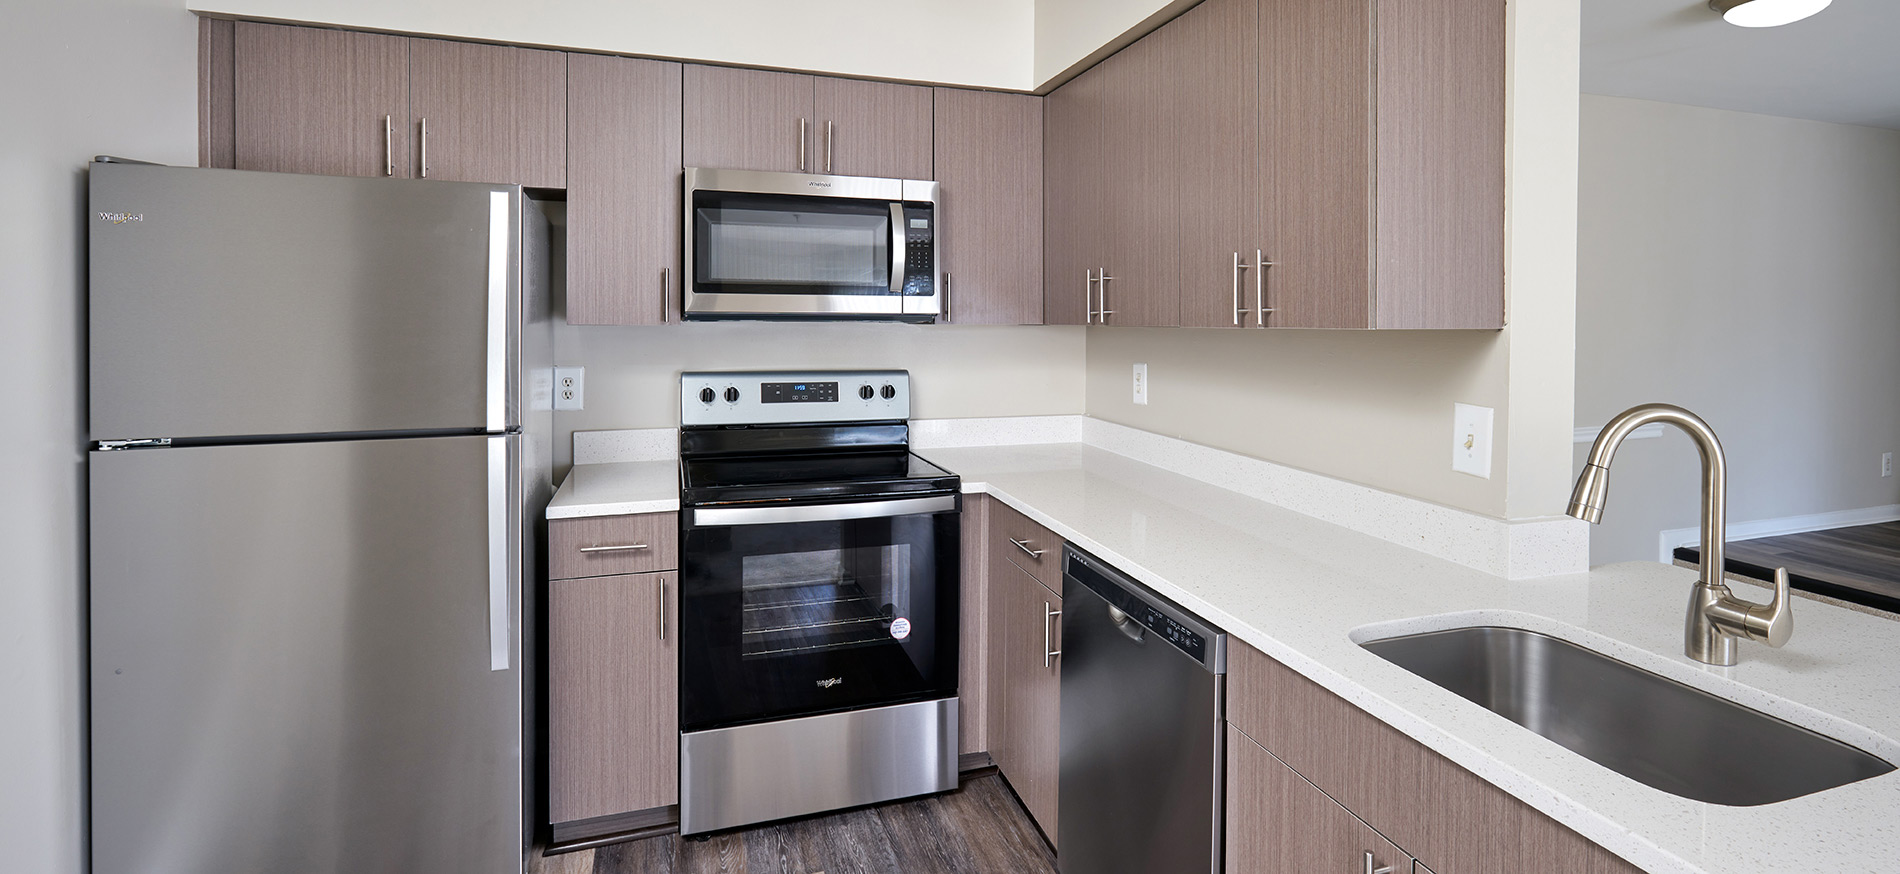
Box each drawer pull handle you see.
[579,543,649,553]
[1010,537,1045,558]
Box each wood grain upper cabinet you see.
[1041,58,1109,327]
[1162,0,1260,329]
[409,39,565,188]
[934,88,1042,325]
[548,570,678,825]
[683,65,815,173]
[1226,725,1411,874]
[233,22,411,178]
[566,54,683,326]
[814,77,933,179]
[1254,0,1504,329]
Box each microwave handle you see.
[889,202,906,296]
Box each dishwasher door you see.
[1058,550,1225,874]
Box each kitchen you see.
[9,1,1900,874]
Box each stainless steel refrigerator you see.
[86,159,552,874]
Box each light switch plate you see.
[1452,402,1493,478]
[1133,363,1148,405]
[554,366,584,411]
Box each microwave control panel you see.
[682,370,910,426]
[901,205,935,296]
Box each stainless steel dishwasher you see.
[1058,546,1227,874]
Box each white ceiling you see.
[1583,0,1900,129]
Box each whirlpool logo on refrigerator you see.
[97,212,144,224]
[815,677,844,689]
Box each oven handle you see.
[692,494,957,527]
[889,202,907,296]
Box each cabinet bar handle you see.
[1098,271,1116,321]
[1085,269,1099,323]
[658,576,667,642]
[1045,602,1062,668]
[798,118,808,171]
[943,271,951,323]
[578,543,649,553]
[1363,851,1394,874]
[419,117,428,178]
[1232,252,1252,325]
[824,120,834,173]
[1256,249,1276,327]
[383,115,393,177]
[661,266,671,324]
[1010,537,1045,558]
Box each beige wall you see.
[555,322,1086,467]
[1575,95,1900,564]
[1087,0,1581,522]
[3,2,199,872]
[1033,0,1187,86]
[193,0,1037,89]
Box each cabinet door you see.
[566,55,683,326]
[934,88,1042,325]
[1162,0,1259,328]
[814,77,934,179]
[1226,725,1409,874]
[1041,62,1108,327]
[998,558,1062,845]
[1092,35,1177,327]
[1257,0,1374,328]
[233,23,410,179]
[683,65,815,173]
[549,571,678,824]
[409,39,565,188]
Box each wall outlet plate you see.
[1452,402,1494,478]
[1132,363,1148,405]
[554,366,584,411]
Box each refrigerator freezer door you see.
[89,435,524,874]
[88,162,522,441]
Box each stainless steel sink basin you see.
[1361,626,1894,805]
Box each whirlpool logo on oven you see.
[816,677,844,689]
[97,211,144,224]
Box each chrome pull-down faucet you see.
[1569,403,1792,666]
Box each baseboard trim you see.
[545,804,679,854]
[1657,503,1900,562]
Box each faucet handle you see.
[1740,567,1794,648]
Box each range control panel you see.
[682,370,910,426]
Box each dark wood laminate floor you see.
[534,774,1055,874]
[1676,521,1900,614]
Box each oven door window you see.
[692,191,894,297]
[680,508,958,732]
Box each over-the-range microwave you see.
[682,167,940,321]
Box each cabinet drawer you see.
[549,513,678,579]
[991,499,1062,592]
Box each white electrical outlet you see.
[1452,403,1494,478]
[553,366,584,411]
[1132,363,1148,405]
[1884,452,1893,478]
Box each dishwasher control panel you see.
[1064,546,1223,670]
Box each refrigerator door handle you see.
[485,191,510,434]
[486,437,512,671]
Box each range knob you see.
[881,384,897,400]
[698,387,716,404]
[723,386,741,403]
[858,384,876,400]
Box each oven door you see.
[679,494,960,732]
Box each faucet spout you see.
[1570,403,1792,666]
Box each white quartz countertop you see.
[547,442,1900,873]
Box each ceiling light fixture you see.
[1709,0,1833,27]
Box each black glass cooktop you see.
[681,449,959,507]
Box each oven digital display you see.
[761,381,839,403]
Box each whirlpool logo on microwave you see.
[97,211,144,224]
[806,180,833,189]
[816,677,844,689]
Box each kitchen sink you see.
[1361,626,1894,805]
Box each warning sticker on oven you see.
[890,617,912,640]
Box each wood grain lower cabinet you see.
[958,496,992,755]
[548,513,679,580]
[565,54,682,326]
[1226,641,1645,874]
[548,570,678,825]
[934,88,1042,325]
[989,547,1062,846]
[409,38,565,188]
[233,22,411,179]
[1226,725,1409,874]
